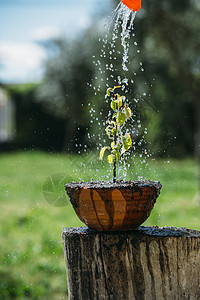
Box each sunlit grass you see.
[0,151,199,299]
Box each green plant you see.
[100,86,132,182]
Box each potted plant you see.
[65,86,162,231]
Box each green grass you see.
[0,151,199,300]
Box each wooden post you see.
[62,227,200,300]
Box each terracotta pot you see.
[65,181,162,232]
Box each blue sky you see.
[0,0,112,83]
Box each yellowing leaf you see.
[111,120,117,126]
[105,126,110,137]
[123,133,132,151]
[100,147,109,160]
[111,141,115,149]
[107,155,113,164]
[125,106,132,119]
[110,100,116,111]
[117,112,126,126]
[106,88,112,96]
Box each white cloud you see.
[0,41,46,83]
[30,26,61,41]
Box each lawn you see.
[0,151,199,300]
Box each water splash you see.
[92,2,139,93]
[76,2,154,182]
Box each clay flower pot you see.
[65,181,162,231]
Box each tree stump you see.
[62,226,200,300]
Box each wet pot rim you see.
[65,180,162,191]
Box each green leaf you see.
[125,106,132,119]
[117,112,126,126]
[100,147,109,160]
[118,98,122,108]
[110,100,116,111]
[122,133,132,151]
[116,144,121,150]
[106,88,112,96]
[107,155,113,164]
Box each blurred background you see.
[0,0,200,299]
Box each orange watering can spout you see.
[121,0,141,11]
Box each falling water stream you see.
[92,2,138,91]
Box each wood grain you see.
[62,226,200,300]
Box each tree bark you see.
[62,226,200,300]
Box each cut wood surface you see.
[62,226,200,300]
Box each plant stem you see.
[113,124,118,183]
[113,160,116,183]
[113,89,118,183]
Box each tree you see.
[36,37,95,152]
[90,0,200,159]
[36,0,200,164]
